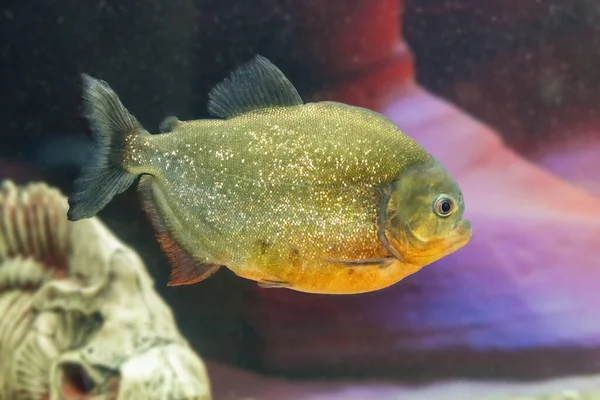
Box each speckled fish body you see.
[128,103,430,294]
[68,55,472,294]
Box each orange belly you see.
[234,258,424,294]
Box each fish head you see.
[52,343,211,400]
[383,160,472,266]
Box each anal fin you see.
[158,231,221,286]
[257,279,292,289]
[137,176,221,286]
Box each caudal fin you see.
[67,74,142,221]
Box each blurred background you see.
[1,0,600,398]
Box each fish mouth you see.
[450,219,472,245]
[439,219,472,257]
[454,218,471,232]
[386,219,472,265]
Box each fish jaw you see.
[443,218,472,256]
[384,218,472,268]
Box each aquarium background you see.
[1,0,600,398]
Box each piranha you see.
[67,55,472,295]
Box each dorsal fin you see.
[207,55,303,119]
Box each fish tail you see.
[67,74,145,221]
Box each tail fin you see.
[67,74,142,221]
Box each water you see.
[1,0,599,398]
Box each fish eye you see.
[433,195,455,217]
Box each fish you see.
[67,54,472,295]
[0,180,211,400]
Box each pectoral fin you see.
[324,257,396,268]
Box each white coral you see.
[0,180,211,400]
